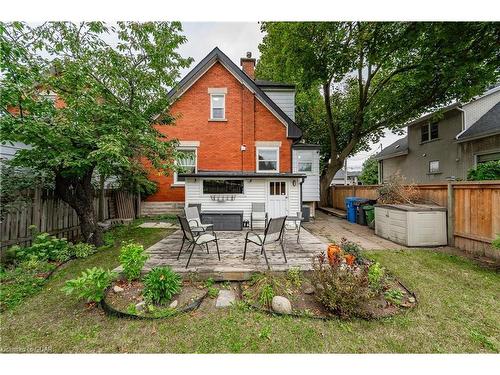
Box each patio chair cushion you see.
[195,233,216,245]
[246,233,264,245]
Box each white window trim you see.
[256,146,280,173]
[298,160,313,173]
[209,93,226,121]
[173,147,197,186]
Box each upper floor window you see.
[421,121,439,143]
[257,147,279,173]
[210,94,225,120]
[174,149,197,184]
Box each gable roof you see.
[167,47,302,139]
[374,137,409,161]
[457,102,500,142]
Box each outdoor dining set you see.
[176,204,304,269]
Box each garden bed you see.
[102,279,209,319]
[241,269,416,320]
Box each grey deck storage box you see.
[374,204,447,247]
[201,210,243,231]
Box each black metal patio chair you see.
[243,216,287,269]
[177,215,220,268]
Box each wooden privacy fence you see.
[330,181,500,259]
[0,189,138,251]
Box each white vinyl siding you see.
[463,88,500,129]
[184,178,301,228]
[292,149,320,202]
[261,90,295,121]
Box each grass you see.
[1,223,499,353]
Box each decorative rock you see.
[169,300,178,309]
[135,301,145,312]
[215,289,236,308]
[272,296,292,314]
[113,285,124,293]
[408,296,416,303]
[302,283,315,294]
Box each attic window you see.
[210,94,225,120]
[421,121,439,143]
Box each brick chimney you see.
[240,51,256,80]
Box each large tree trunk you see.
[55,169,103,247]
[320,160,344,207]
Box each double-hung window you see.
[257,147,279,173]
[421,121,439,143]
[210,94,225,120]
[174,149,197,184]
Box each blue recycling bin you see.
[345,197,366,223]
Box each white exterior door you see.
[268,180,288,218]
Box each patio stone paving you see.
[134,227,328,280]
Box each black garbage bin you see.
[354,199,370,225]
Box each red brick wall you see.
[146,62,292,202]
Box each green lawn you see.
[1,223,498,353]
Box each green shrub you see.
[73,243,97,258]
[367,262,385,292]
[340,238,364,264]
[492,235,500,250]
[61,267,116,303]
[15,233,71,262]
[119,242,148,281]
[142,267,181,305]
[259,284,275,308]
[467,161,500,181]
[311,254,370,318]
[384,288,404,306]
[286,267,302,288]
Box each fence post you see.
[447,182,455,246]
[33,188,41,232]
[136,193,141,219]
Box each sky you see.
[178,22,406,171]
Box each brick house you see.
[142,47,320,222]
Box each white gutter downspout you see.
[455,107,467,139]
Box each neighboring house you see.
[331,169,361,185]
[375,86,500,183]
[143,47,320,219]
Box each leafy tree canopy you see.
[256,22,500,203]
[0,22,192,244]
[359,157,379,185]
